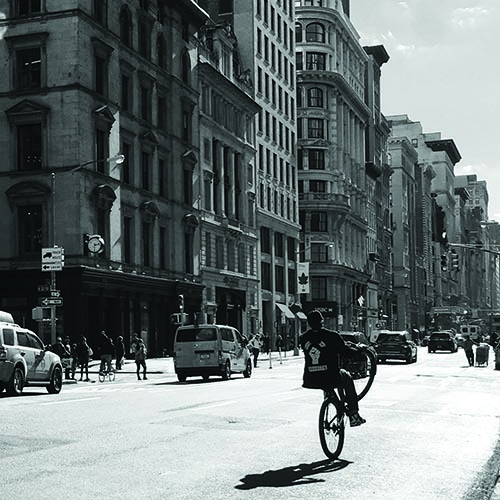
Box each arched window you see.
[295,22,302,43]
[119,6,133,48]
[307,87,323,107]
[306,23,325,43]
[181,51,191,84]
[157,34,167,69]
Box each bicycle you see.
[318,345,377,460]
[98,368,115,383]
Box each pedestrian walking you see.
[276,332,284,364]
[115,335,125,370]
[262,332,270,354]
[51,337,71,378]
[247,334,262,368]
[75,335,91,381]
[99,331,115,374]
[462,335,479,367]
[134,334,147,380]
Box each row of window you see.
[259,184,297,222]
[257,110,295,152]
[261,262,296,294]
[256,28,295,79]
[257,0,295,26]
[256,67,295,119]
[204,232,256,276]
[297,87,325,108]
[258,145,296,185]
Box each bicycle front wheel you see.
[347,348,377,401]
[318,397,345,460]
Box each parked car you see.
[0,311,63,396]
[173,324,252,382]
[373,331,418,364]
[427,331,458,353]
[339,331,376,378]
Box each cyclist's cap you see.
[307,310,324,328]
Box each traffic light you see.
[177,294,184,312]
[440,254,448,272]
[451,249,460,271]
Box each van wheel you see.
[202,375,210,381]
[222,361,231,380]
[7,366,24,396]
[243,359,252,378]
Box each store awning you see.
[276,303,295,319]
[296,311,307,320]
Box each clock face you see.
[88,236,103,253]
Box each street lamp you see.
[46,154,125,343]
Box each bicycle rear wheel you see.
[109,371,115,382]
[318,396,345,460]
[98,372,105,383]
[345,348,377,401]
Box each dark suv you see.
[427,332,458,353]
[374,331,418,364]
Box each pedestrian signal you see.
[441,254,448,272]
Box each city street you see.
[2,348,500,500]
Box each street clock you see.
[87,235,105,254]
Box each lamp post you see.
[46,154,125,343]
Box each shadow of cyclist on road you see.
[235,459,351,490]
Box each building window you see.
[306,52,325,70]
[123,216,132,263]
[121,140,132,184]
[17,0,42,15]
[260,226,270,254]
[92,0,107,25]
[140,84,151,122]
[141,151,150,190]
[309,149,325,169]
[18,123,42,170]
[306,23,325,43]
[181,51,191,84]
[138,19,151,59]
[311,242,328,263]
[296,52,303,71]
[157,35,167,70]
[159,158,166,197]
[95,128,109,173]
[274,231,284,257]
[18,204,42,255]
[295,22,302,43]
[119,6,133,48]
[238,244,246,274]
[261,262,271,291]
[307,87,323,107]
[183,168,193,205]
[157,94,167,131]
[275,265,284,292]
[160,226,167,270]
[16,47,41,90]
[310,180,326,193]
[288,268,296,294]
[184,232,193,274]
[311,276,327,300]
[311,212,327,232]
[120,73,132,112]
[93,39,113,98]
[308,118,324,138]
[142,221,151,267]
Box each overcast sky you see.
[350,0,500,222]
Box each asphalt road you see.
[1,348,500,500]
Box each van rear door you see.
[174,326,219,369]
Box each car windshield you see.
[176,328,217,342]
[378,334,405,343]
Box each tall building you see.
[0,1,209,354]
[202,0,301,349]
[296,0,384,335]
[197,20,261,337]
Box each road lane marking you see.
[41,397,101,405]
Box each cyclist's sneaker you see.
[349,413,366,427]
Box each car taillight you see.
[0,347,7,359]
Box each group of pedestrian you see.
[49,331,147,382]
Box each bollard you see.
[495,348,500,370]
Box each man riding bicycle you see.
[300,310,366,427]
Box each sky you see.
[350,0,500,222]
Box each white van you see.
[173,324,252,382]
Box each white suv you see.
[0,311,63,396]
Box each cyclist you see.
[300,310,366,427]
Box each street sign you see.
[50,290,61,297]
[41,247,64,272]
[41,298,63,306]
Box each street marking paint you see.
[41,397,101,405]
